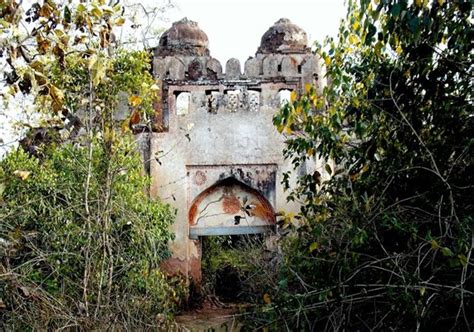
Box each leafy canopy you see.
[272,0,473,330]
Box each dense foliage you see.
[0,139,183,329]
[1,1,185,329]
[271,0,473,330]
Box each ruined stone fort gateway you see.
[140,18,327,283]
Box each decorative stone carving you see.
[225,58,241,79]
[176,92,190,115]
[226,90,240,112]
[248,90,260,112]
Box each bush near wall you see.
[0,137,186,330]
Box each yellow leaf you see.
[91,7,102,18]
[307,148,315,156]
[374,41,383,57]
[324,56,331,67]
[415,0,427,7]
[396,44,403,55]
[121,119,130,133]
[430,239,440,249]
[263,293,271,304]
[128,95,142,107]
[304,83,312,93]
[420,287,426,296]
[437,0,444,5]
[88,54,97,70]
[92,59,106,86]
[77,3,86,12]
[290,90,297,102]
[150,83,160,91]
[309,242,319,253]
[115,17,125,26]
[102,5,114,14]
[285,126,293,135]
[49,84,64,112]
[352,21,360,31]
[0,19,10,29]
[13,170,31,180]
[349,34,360,45]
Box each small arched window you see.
[176,92,190,115]
[278,89,292,106]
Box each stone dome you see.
[156,18,210,56]
[257,18,309,54]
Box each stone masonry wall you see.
[146,18,328,283]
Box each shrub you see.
[0,136,185,330]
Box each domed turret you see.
[156,18,210,56]
[257,18,309,54]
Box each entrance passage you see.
[202,234,264,302]
[188,177,276,239]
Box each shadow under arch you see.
[188,177,276,239]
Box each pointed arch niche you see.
[188,177,276,239]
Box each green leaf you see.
[408,16,419,32]
[76,3,86,12]
[458,254,467,267]
[325,164,332,175]
[64,6,72,23]
[391,4,401,17]
[278,278,288,290]
[441,247,453,257]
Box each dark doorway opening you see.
[200,234,265,305]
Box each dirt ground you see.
[174,301,249,332]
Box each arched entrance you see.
[187,177,276,303]
[188,177,276,239]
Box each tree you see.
[272,0,473,330]
[0,1,184,329]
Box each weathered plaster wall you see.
[146,18,327,283]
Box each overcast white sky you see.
[167,0,346,65]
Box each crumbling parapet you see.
[152,18,321,81]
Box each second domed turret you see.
[257,18,309,54]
